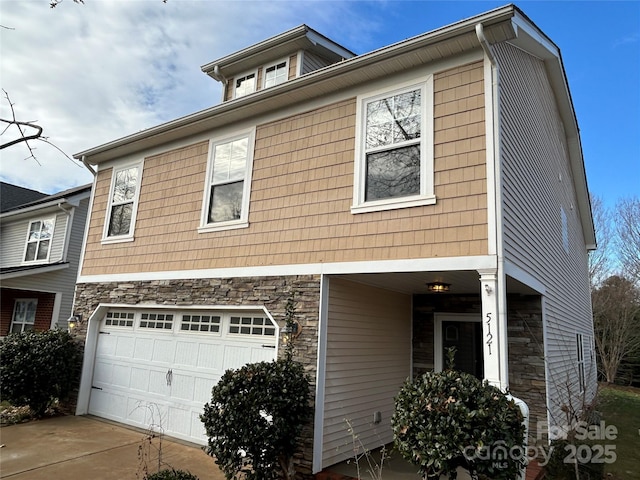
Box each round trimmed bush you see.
[201,357,312,480]
[0,329,82,416]
[392,368,526,480]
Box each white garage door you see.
[88,308,278,445]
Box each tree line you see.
[589,196,640,385]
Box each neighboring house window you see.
[24,218,55,262]
[104,163,142,242]
[200,130,255,232]
[263,60,288,88]
[576,333,585,392]
[11,299,37,333]
[352,79,435,213]
[234,72,256,98]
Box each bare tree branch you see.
[0,89,79,167]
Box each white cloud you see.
[0,0,372,194]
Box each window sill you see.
[198,220,249,234]
[101,235,135,245]
[351,194,436,214]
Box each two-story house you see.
[71,5,597,476]
[1,182,91,335]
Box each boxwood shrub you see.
[392,367,526,480]
[0,329,82,416]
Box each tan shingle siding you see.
[80,62,488,276]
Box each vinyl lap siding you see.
[1,212,68,267]
[301,51,332,74]
[322,278,411,468]
[495,43,596,422]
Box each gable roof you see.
[0,183,92,217]
[201,24,356,80]
[0,182,48,213]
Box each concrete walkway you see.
[0,415,225,479]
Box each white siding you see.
[322,277,411,469]
[495,43,596,425]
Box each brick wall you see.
[74,275,321,476]
[0,288,55,335]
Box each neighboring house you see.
[0,183,92,335]
[71,5,597,476]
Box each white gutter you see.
[81,155,96,176]
[57,202,73,263]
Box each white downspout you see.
[477,23,528,480]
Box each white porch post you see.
[478,269,508,390]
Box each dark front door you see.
[442,320,483,379]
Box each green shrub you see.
[201,357,312,480]
[144,469,199,480]
[0,329,82,416]
[392,367,526,480]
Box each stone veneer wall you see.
[73,275,321,477]
[507,294,548,446]
[413,293,547,445]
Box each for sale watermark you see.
[462,420,619,469]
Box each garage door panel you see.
[152,339,175,363]
[134,337,154,361]
[171,372,195,401]
[175,340,199,367]
[130,367,151,392]
[112,364,131,388]
[115,336,135,358]
[197,343,224,371]
[89,309,278,446]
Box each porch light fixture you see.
[282,319,302,344]
[426,282,451,293]
[67,313,82,331]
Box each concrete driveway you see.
[0,415,225,479]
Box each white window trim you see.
[352,76,435,214]
[262,57,289,89]
[11,298,38,333]
[199,128,255,233]
[233,69,258,99]
[576,332,586,393]
[22,217,56,264]
[102,160,143,244]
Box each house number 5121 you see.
[485,312,493,355]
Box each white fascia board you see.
[77,255,497,284]
[1,263,69,281]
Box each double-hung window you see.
[200,130,255,232]
[104,162,142,242]
[263,59,288,88]
[24,218,55,262]
[234,71,257,98]
[352,78,434,213]
[11,299,37,333]
[576,333,586,392]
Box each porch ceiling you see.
[338,271,539,296]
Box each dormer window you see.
[234,71,257,98]
[264,59,288,88]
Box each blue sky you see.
[0,1,638,209]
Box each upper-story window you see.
[200,129,255,232]
[234,71,257,98]
[104,162,142,242]
[352,78,435,214]
[24,218,55,262]
[263,59,288,88]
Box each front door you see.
[442,320,484,378]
